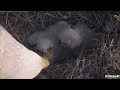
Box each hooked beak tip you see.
[42,57,50,68]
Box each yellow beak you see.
[42,57,50,69]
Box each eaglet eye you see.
[47,47,52,51]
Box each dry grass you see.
[0,11,120,79]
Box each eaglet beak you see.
[41,57,50,69]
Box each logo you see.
[105,75,120,79]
